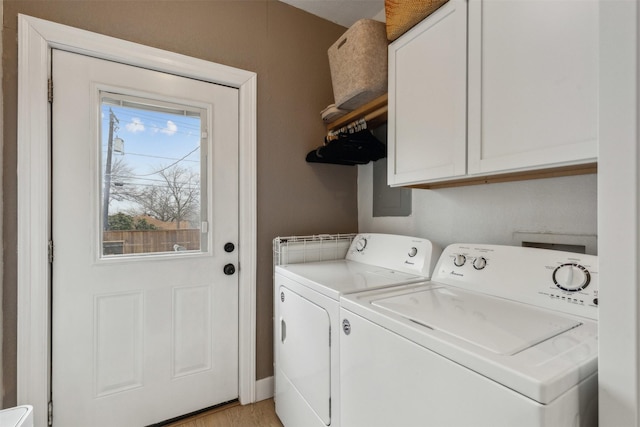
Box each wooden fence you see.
[103,229,200,255]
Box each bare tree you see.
[135,164,200,229]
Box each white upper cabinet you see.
[387,0,467,186]
[388,0,599,187]
[467,0,598,175]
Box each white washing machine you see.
[274,233,441,427]
[340,244,599,427]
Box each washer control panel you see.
[433,244,598,320]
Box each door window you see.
[100,93,207,257]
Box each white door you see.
[51,49,239,426]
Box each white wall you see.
[358,165,597,252]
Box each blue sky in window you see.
[101,104,201,174]
[101,103,202,215]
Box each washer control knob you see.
[408,247,418,257]
[355,237,368,252]
[553,263,591,292]
[473,257,487,270]
[453,254,466,267]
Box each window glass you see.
[100,93,206,257]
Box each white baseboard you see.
[255,376,274,401]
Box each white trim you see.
[0,0,5,408]
[598,1,640,424]
[255,376,274,402]
[17,14,257,426]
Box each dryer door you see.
[278,286,331,424]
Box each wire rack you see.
[273,233,358,266]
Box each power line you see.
[111,183,200,191]
[103,150,200,163]
[108,173,198,184]
[134,146,201,177]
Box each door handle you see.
[223,263,236,275]
[281,318,286,343]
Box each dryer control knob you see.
[453,254,466,267]
[355,237,368,252]
[473,257,487,270]
[553,263,591,292]
[408,247,418,257]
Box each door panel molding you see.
[17,14,257,426]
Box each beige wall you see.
[2,0,356,406]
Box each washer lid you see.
[276,260,424,300]
[372,286,581,355]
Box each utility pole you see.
[103,109,119,230]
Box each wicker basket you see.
[328,19,388,110]
[385,0,449,41]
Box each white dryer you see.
[274,233,441,427]
[0,406,33,427]
[340,244,599,427]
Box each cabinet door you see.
[387,0,467,186]
[468,0,598,175]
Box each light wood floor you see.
[166,399,283,427]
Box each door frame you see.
[17,14,257,426]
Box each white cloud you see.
[161,120,178,136]
[126,118,145,133]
